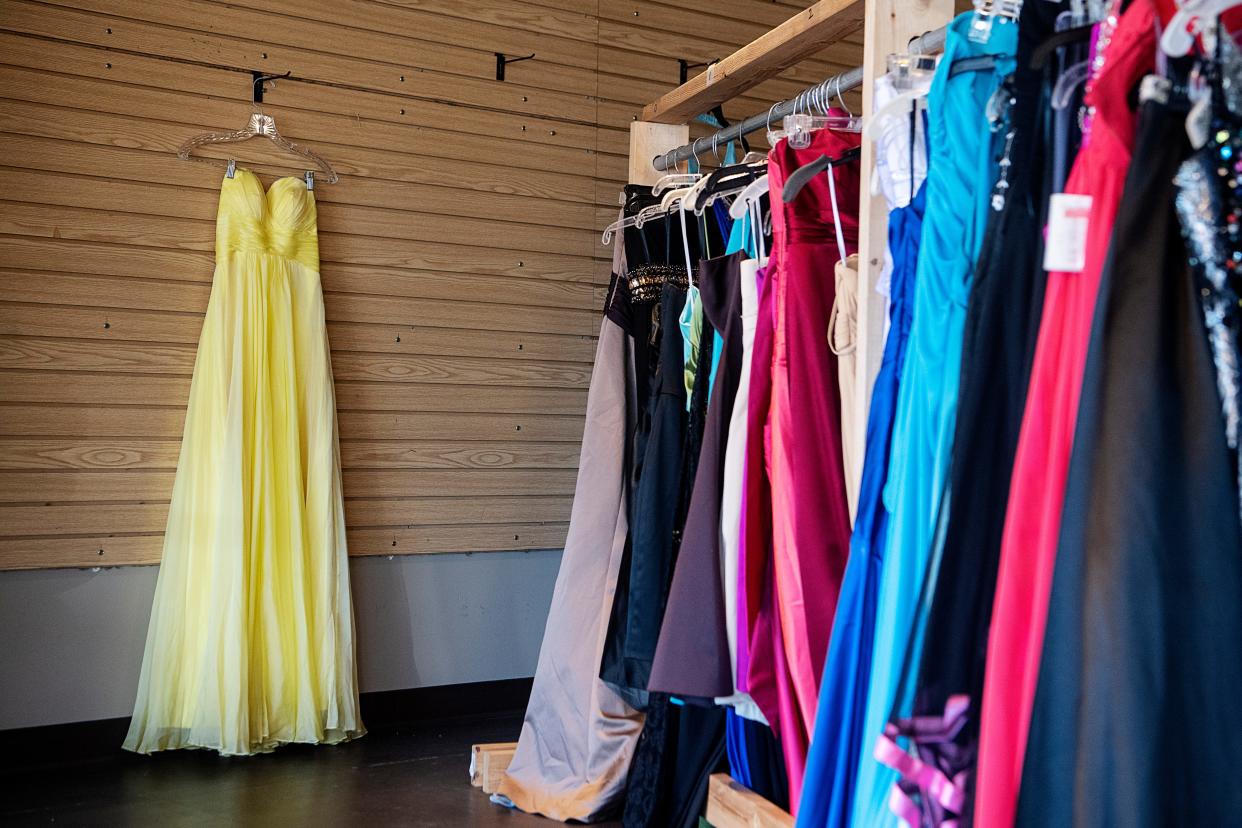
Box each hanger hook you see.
[836,76,852,117]
[766,101,781,133]
[711,130,721,162]
[691,136,704,166]
[251,69,291,107]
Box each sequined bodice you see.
[1174,33,1242,520]
[215,168,319,270]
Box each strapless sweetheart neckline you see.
[224,166,311,196]
[215,165,318,268]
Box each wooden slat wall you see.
[0,0,862,570]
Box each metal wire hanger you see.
[176,71,339,189]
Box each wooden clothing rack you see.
[472,1,957,823]
[630,0,955,528]
[626,0,956,823]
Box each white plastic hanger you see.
[660,187,694,212]
[729,174,769,219]
[863,94,929,142]
[1163,0,1241,56]
[652,173,701,195]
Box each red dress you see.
[974,5,1155,826]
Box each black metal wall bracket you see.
[251,69,291,103]
[678,58,717,85]
[495,52,535,81]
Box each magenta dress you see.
[740,126,860,810]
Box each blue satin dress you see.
[796,176,926,828]
[847,14,1017,828]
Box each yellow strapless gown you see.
[124,169,364,755]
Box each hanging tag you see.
[1043,193,1092,272]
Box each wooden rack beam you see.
[705,774,794,828]
[640,0,865,124]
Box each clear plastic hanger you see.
[652,172,701,195]
[888,53,938,92]
[1046,3,1110,111]
[765,101,786,147]
[770,78,863,148]
[177,76,338,188]
[684,134,766,214]
[863,53,936,142]
[603,148,699,245]
[968,0,1022,44]
[695,166,765,214]
[679,134,721,210]
[750,198,767,264]
[630,140,703,228]
[1051,61,1091,109]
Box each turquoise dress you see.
[796,178,926,828]
[847,14,1017,828]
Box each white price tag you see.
[1043,193,1092,272]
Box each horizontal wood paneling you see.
[0,496,574,535]
[0,405,585,442]
[0,523,571,569]
[0,438,581,471]
[0,371,589,415]
[0,468,578,502]
[0,0,861,569]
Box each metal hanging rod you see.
[652,25,948,172]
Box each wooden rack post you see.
[629,122,691,187]
[851,0,955,479]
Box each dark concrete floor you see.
[0,713,619,827]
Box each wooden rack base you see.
[469,741,517,794]
[706,773,794,828]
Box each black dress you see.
[1016,95,1242,828]
[648,250,747,700]
[600,185,701,695]
[620,316,727,828]
[889,4,1079,822]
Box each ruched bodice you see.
[769,126,862,249]
[216,169,319,270]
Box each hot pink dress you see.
[974,5,1155,826]
[740,126,860,810]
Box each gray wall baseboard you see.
[0,550,561,730]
